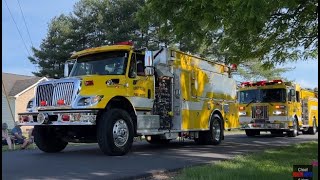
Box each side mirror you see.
[144,51,154,66]
[144,51,154,76]
[64,59,75,77]
[290,89,295,97]
[64,63,69,77]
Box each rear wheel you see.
[34,126,68,153]
[145,135,171,144]
[194,114,223,145]
[307,119,317,135]
[97,109,134,156]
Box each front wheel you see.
[34,126,68,153]
[97,109,134,156]
[287,119,299,137]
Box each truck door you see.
[127,52,154,110]
[294,90,302,125]
[288,88,302,125]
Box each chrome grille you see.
[36,82,75,106]
[36,84,54,106]
[252,106,268,120]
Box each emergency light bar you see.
[241,79,283,87]
[114,41,133,46]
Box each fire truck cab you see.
[238,80,318,137]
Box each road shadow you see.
[2,133,318,180]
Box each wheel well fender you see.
[97,96,137,135]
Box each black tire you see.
[245,129,260,137]
[307,119,317,135]
[34,126,68,153]
[194,114,223,145]
[145,135,171,144]
[97,109,134,156]
[288,118,299,137]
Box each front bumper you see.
[18,109,99,126]
[240,122,294,131]
[239,116,294,131]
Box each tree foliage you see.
[236,59,293,81]
[139,0,318,65]
[29,0,147,78]
[30,0,317,78]
[29,15,75,77]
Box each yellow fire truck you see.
[238,80,318,137]
[18,42,239,155]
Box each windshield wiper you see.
[246,99,256,107]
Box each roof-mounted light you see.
[271,79,283,84]
[241,82,252,87]
[114,41,133,46]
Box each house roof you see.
[9,77,44,96]
[2,72,46,97]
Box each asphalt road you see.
[2,132,318,180]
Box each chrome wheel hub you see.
[212,120,221,141]
[113,119,129,147]
[293,120,298,135]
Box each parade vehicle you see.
[18,42,239,155]
[238,80,318,137]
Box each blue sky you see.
[2,0,78,74]
[2,0,318,89]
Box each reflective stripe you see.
[182,101,203,110]
[128,97,154,109]
[311,106,318,110]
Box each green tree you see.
[29,0,147,78]
[235,59,293,81]
[140,0,318,65]
[29,15,75,78]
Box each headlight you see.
[239,111,247,116]
[273,110,286,115]
[77,95,104,106]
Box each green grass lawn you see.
[175,141,318,180]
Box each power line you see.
[17,0,34,47]
[3,0,31,57]
[4,0,38,73]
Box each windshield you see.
[238,88,286,103]
[70,51,128,76]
